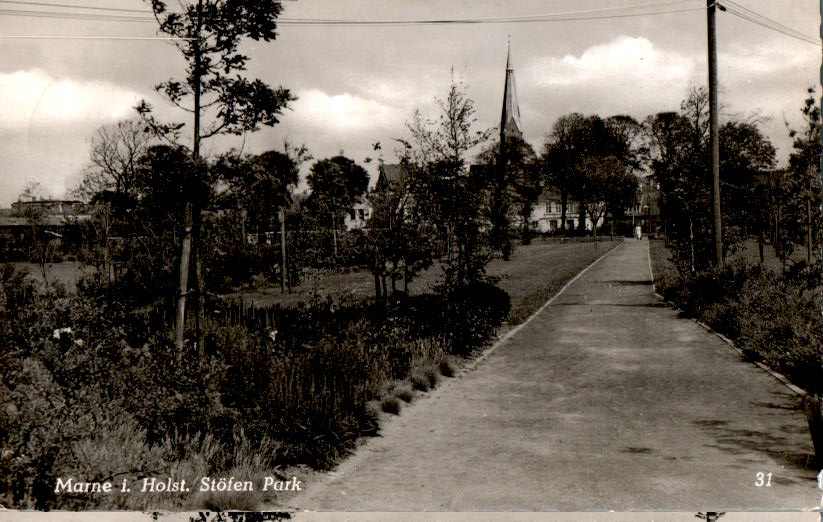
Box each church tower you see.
[500,42,523,143]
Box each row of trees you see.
[647,87,820,273]
[68,81,798,323]
[56,0,813,344]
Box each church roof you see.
[501,45,523,140]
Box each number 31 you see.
[755,472,772,487]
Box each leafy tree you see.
[541,113,587,236]
[605,115,645,171]
[476,136,538,254]
[719,120,776,255]
[543,113,641,236]
[645,87,776,272]
[360,161,435,309]
[141,0,295,349]
[575,156,636,242]
[783,88,822,265]
[306,156,370,263]
[205,146,305,290]
[644,89,713,272]
[400,79,493,292]
[508,138,540,245]
[127,145,209,306]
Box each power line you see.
[0,0,150,14]
[0,0,706,26]
[0,34,190,40]
[720,1,819,45]
[0,0,815,46]
[0,7,151,23]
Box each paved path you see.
[290,239,819,511]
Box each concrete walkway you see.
[290,239,820,511]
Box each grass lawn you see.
[648,239,678,291]
[10,261,88,291]
[650,237,815,283]
[231,237,622,324]
[727,238,816,271]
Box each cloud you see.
[0,68,141,130]
[0,69,147,205]
[525,36,696,91]
[290,89,405,133]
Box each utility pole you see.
[707,0,723,267]
[818,0,822,357]
[279,207,287,293]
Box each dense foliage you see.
[0,262,510,510]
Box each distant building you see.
[344,197,372,231]
[522,190,603,234]
[375,163,409,193]
[0,199,92,260]
[629,175,660,235]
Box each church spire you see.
[500,39,522,142]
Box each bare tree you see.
[76,119,152,201]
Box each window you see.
[545,202,551,213]
[358,209,365,220]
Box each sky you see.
[0,0,820,207]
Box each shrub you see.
[1,259,513,509]
[394,384,414,403]
[446,281,511,355]
[380,397,401,415]
[649,242,823,397]
[438,357,455,378]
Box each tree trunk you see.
[689,217,696,274]
[560,192,568,236]
[174,201,193,353]
[807,194,812,265]
[373,270,382,310]
[758,230,765,264]
[175,0,203,352]
[280,207,287,294]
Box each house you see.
[343,197,372,230]
[375,163,409,193]
[524,190,603,234]
[343,163,411,231]
[628,174,660,235]
[0,199,92,260]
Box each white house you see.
[526,189,603,234]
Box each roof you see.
[0,205,92,227]
[500,45,523,140]
[536,188,563,202]
[376,163,409,191]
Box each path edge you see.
[646,240,811,400]
[459,239,624,376]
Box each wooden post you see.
[707,0,723,267]
[280,207,287,293]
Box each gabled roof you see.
[376,163,410,192]
[535,188,563,203]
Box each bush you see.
[446,281,511,355]
[1,260,514,509]
[649,243,823,397]
[380,397,401,415]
